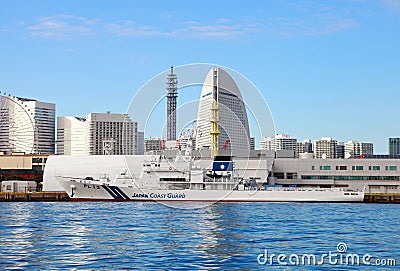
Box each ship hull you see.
[57,178,364,203]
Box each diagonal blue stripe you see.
[102,185,118,199]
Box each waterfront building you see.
[57,116,86,155]
[145,137,163,152]
[271,157,400,193]
[260,134,297,154]
[313,137,338,159]
[137,131,145,155]
[196,68,250,153]
[296,139,313,158]
[273,134,297,152]
[0,96,55,154]
[337,142,345,159]
[345,141,374,158]
[389,138,400,156]
[86,112,137,155]
[22,98,56,154]
[0,152,48,180]
[259,137,273,150]
[250,137,255,150]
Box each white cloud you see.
[105,20,171,37]
[176,21,260,38]
[105,20,259,39]
[29,15,99,40]
[26,13,356,41]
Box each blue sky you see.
[1,0,399,153]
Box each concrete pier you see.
[0,192,71,202]
[364,193,400,203]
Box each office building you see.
[57,116,86,155]
[313,137,338,159]
[250,137,255,150]
[86,112,137,155]
[260,134,297,151]
[137,131,145,155]
[196,68,250,153]
[0,95,55,154]
[259,137,272,150]
[145,137,163,152]
[337,142,345,159]
[345,141,374,158]
[296,139,313,158]
[389,138,400,156]
[57,113,138,155]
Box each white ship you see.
[56,151,365,202]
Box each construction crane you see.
[210,68,220,158]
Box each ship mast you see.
[210,68,220,158]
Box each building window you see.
[32,158,42,163]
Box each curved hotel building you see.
[195,68,250,153]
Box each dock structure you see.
[0,191,70,202]
[364,193,400,203]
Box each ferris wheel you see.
[0,92,36,154]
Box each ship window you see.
[311,166,315,170]
[160,178,186,182]
[273,172,284,179]
[389,166,397,171]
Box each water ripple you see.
[0,202,399,270]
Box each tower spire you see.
[166,66,178,140]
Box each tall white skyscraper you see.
[57,116,86,155]
[195,68,250,153]
[0,95,55,154]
